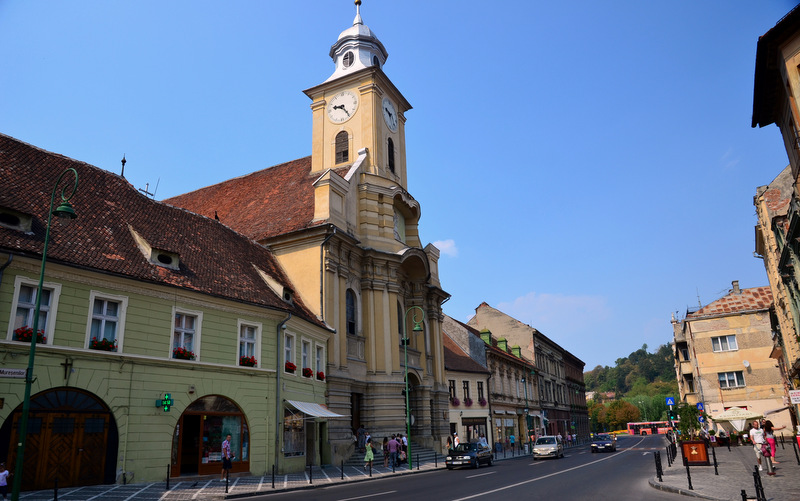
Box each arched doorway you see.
[1,388,118,490]
[170,395,249,477]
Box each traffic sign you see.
[665,397,675,406]
[696,402,704,411]
[698,416,705,423]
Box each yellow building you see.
[442,330,491,449]
[165,3,450,463]
[752,4,800,433]
[671,282,791,430]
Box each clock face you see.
[382,97,397,132]
[327,90,358,124]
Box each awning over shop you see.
[286,400,348,419]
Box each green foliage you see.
[673,402,708,440]
[584,343,677,397]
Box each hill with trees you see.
[584,343,678,432]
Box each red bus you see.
[627,421,671,435]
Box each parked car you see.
[591,433,617,453]
[446,442,493,469]
[532,435,564,459]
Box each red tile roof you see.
[443,333,490,374]
[687,286,773,319]
[163,157,347,242]
[0,133,322,326]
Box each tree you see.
[606,400,640,431]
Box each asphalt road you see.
[245,435,681,501]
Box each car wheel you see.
[591,449,596,453]
[487,456,493,466]
[473,458,479,469]
[447,466,453,470]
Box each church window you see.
[394,210,406,242]
[335,131,349,164]
[343,51,354,68]
[346,289,357,335]
[387,137,395,173]
[397,300,404,341]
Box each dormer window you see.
[128,226,180,271]
[343,51,354,68]
[0,207,33,233]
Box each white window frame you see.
[85,291,128,352]
[170,307,202,360]
[237,320,261,367]
[301,339,311,370]
[711,335,738,352]
[718,371,745,389]
[284,331,296,374]
[315,343,325,374]
[7,275,61,345]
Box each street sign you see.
[696,402,704,411]
[665,397,675,406]
[698,416,705,423]
[0,368,26,379]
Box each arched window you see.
[335,131,349,164]
[387,137,395,173]
[397,300,404,341]
[346,289,357,335]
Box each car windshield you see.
[535,437,556,445]
[596,435,612,441]
[454,443,476,452]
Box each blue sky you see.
[2,1,798,370]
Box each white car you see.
[532,436,564,459]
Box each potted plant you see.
[464,397,473,407]
[89,337,117,352]
[302,367,313,378]
[14,326,46,344]
[451,397,460,407]
[239,355,257,367]
[316,371,325,381]
[172,347,196,360]
[284,361,297,373]
[478,397,487,407]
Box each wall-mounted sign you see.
[0,368,26,379]
[789,389,800,404]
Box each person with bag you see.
[762,419,786,464]
[747,420,774,476]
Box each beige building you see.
[442,331,491,447]
[671,282,791,430]
[165,4,449,463]
[467,302,588,439]
[752,5,800,432]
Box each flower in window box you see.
[451,397,460,407]
[90,337,118,352]
[172,347,196,360]
[13,326,46,344]
[478,397,487,407]
[316,371,325,381]
[463,398,473,407]
[284,361,297,373]
[302,367,313,378]
[239,355,257,367]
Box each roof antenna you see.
[121,154,127,178]
[696,287,702,308]
[138,178,159,198]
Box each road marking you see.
[338,490,398,501]
[466,472,495,479]
[452,437,647,501]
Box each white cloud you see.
[433,239,458,257]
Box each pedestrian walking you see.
[388,434,400,467]
[446,435,452,452]
[509,434,516,451]
[762,419,786,464]
[220,434,233,481]
[357,424,366,453]
[747,420,774,475]
[364,437,374,470]
[383,436,390,468]
[454,432,460,447]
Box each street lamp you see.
[12,168,78,501]
[521,375,529,452]
[402,305,424,471]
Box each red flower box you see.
[285,361,297,373]
[173,347,196,360]
[302,367,313,378]
[90,337,117,352]
[239,355,257,367]
[316,371,325,381]
[14,326,46,344]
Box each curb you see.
[648,476,725,501]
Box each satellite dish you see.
[743,360,750,368]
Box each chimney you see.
[732,280,741,294]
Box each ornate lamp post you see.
[12,168,78,501]
[402,305,424,471]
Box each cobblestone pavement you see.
[650,438,800,501]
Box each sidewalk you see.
[649,438,800,500]
[17,445,542,501]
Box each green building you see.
[0,133,340,491]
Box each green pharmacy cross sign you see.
[156,393,173,412]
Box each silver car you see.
[532,435,564,459]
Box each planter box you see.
[680,440,710,466]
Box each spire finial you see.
[353,0,363,25]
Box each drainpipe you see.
[275,312,292,472]
[319,226,336,321]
